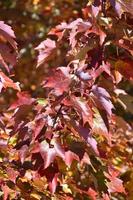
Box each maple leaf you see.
[84,5,100,19]
[0,44,17,72]
[102,193,110,200]
[0,21,17,71]
[70,120,99,156]
[93,108,111,144]
[49,18,91,48]
[71,96,93,126]
[32,115,46,140]
[0,3,131,199]
[104,166,126,194]
[0,71,20,92]
[89,26,106,45]
[38,162,59,194]
[80,152,92,166]
[1,185,10,200]
[0,21,17,48]
[65,150,79,167]
[43,164,59,194]
[39,141,56,169]
[92,62,113,80]
[87,188,98,200]
[35,38,56,67]
[48,172,58,194]
[6,167,19,183]
[18,144,29,164]
[76,70,92,81]
[39,138,65,169]
[9,91,35,110]
[68,18,91,48]
[78,125,99,156]
[42,67,71,96]
[91,85,114,116]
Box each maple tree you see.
[0,0,133,199]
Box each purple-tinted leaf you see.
[110,0,133,17]
[89,27,106,45]
[78,126,99,156]
[76,70,92,81]
[0,54,9,72]
[50,18,91,48]
[70,120,99,156]
[91,85,114,116]
[68,19,91,48]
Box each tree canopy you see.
[0,0,133,199]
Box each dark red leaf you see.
[42,164,59,194]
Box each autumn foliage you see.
[0,0,133,199]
